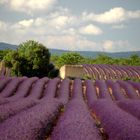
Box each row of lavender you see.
[0,76,140,140]
[0,76,66,140]
[83,64,140,80]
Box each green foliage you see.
[50,55,60,68]
[51,53,140,69]
[47,63,59,78]
[48,68,59,78]
[4,40,58,78]
[93,54,114,64]
[0,49,11,61]
[50,55,59,62]
[83,54,140,66]
[128,54,140,66]
[122,77,140,82]
[56,52,84,68]
[3,50,18,67]
[82,74,93,80]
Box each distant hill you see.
[0,42,17,50]
[0,42,140,58]
[49,49,140,58]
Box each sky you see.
[0,0,140,52]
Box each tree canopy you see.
[4,40,59,78]
[56,52,84,68]
[51,53,140,68]
[0,49,11,61]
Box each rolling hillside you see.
[0,42,140,58]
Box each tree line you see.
[51,52,140,68]
[0,40,140,78]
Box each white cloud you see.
[9,12,76,36]
[46,35,100,51]
[103,40,114,51]
[34,18,47,26]
[0,6,139,52]
[79,24,103,35]
[62,28,77,35]
[0,0,7,4]
[127,10,140,18]
[102,40,134,52]
[0,20,138,52]
[0,0,56,14]
[95,7,125,24]
[76,38,98,51]
[47,35,76,50]
[82,7,140,24]
[48,16,69,29]
[18,19,34,28]
[47,9,77,29]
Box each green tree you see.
[0,49,11,61]
[129,54,140,66]
[94,54,114,64]
[50,55,60,68]
[3,50,23,76]
[56,52,84,68]
[4,40,59,78]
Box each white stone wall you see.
[60,65,85,79]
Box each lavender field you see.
[0,76,140,140]
[83,64,140,80]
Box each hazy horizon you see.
[0,0,140,52]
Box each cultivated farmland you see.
[0,76,140,140]
[83,64,140,80]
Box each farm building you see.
[60,65,85,79]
